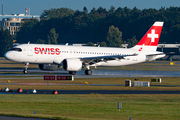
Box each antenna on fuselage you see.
[65,43,68,46]
[28,41,30,44]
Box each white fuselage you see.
[4,21,165,75]
[4,44,165,67]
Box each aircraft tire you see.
[23,70,28,74]
[69,71,76,75]
[85,69,92,75]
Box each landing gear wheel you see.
[23,63,29,74]
[23,70,28,74]
[85,69,92,75]
[69,71,76,75]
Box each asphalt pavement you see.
[0,116,51,120]
[1,90,180,94]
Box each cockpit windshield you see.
[11,48,22,52]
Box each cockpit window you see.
[11,48,22,52]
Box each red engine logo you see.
[34,47,60,55]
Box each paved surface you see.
[1,67,180,78]
[1,90,180,94]
[1,74,180,79]
[0,116,51,120]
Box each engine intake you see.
[63,59,82,71]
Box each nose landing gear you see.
[23,63,29,74]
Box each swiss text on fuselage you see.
[34,47,60,55]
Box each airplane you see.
[4,21,165,75]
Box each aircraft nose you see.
[4,52,12,60]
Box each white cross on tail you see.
[147,29,158,42]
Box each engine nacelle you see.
[63,59,82,71]
[38,64,59,71]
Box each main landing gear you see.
[85,69,92,75]
[84,66,92,75]
[69,71,76,75]
[68,66,93,75]
[23,63,29,74]
[68,69,92,75]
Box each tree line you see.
[16,6,180,46]
[0,29,13,57]
[1,6,180,56]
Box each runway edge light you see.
[170,62,174,65]
[85,82,89,85]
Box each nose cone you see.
[4,51,12,60]
[4,52,8,59]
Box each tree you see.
[106,25,122,47]
[47,28,59,44]
[99,42,107,47]
[16,18,39,43]
[127,36,138,48]
[90,7,96,15]
[0,29,13,56]
[15,6,180,45]
[40,8,74,19]
[97,7,107,17]
[36,39,45,44]
[109,6,115,15]
[87,42,94,46]
[83,6,88,14]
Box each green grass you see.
[0,94,180,120]
[0,77,180,91]
[1,58,180,119]
[0,78,179,120]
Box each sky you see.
[0,0,180,16]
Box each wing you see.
[80,53,138,66]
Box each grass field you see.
[0,77,180,91]
[1,58,180,119]
[0,94,180,120]
[0,77,179,120]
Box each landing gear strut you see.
[69,71,76,75]
[23,63,29,74]
[85,69,92,75]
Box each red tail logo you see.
[137,22,163,46]
[148,29,158,42]
[138,47,143,51]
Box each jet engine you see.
[38,64,59,71]
[62,58,82,71]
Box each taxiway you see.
[1,68,180,78]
